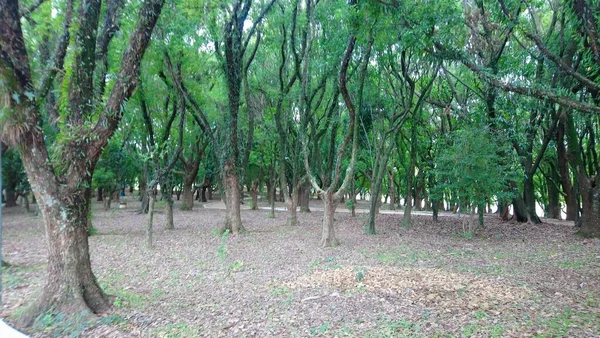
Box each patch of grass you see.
[461,323,480,337]
[152,322,201,338]
[33,310,97,338]
[112,289,147,309]
[369,247,432,265]
[310,322,329,336]
[557,260,583,269]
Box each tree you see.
[0,0,164,326]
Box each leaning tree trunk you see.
[18,189,111,327]
[321,191,339,247]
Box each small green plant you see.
[354,266,367,282]
[461,231,474,240]
[230,260,245,272]
[345,199,355,210]
[217,229,230,262]
[310,322,329,336]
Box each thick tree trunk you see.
[299,181,311,213]
[221,167,244,234]
[182,182,194,210]
[286,186,299,226]
[578,183,600,237]
[321,191,339,247]
[523,176,541,223]
[4,188,18,207]
[18,191,111,327]
[512,196,530,222]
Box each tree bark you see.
[221,164,244,234]
[557,119,578,220]
[4,188,18,207]
[182,183,194,210]
[321,191,339,247]
[17,190,111,327]
[147,193,155,248]
[546,169,561,219]
[402,123,417,227]
[97,187,103,202]
[165,198,174,230]
[299,181,311,212]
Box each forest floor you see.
[1,195,599,337]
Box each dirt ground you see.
[1,195,599,337]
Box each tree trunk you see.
[523,175,541,223]
[165,198,174,230]
[103,195,111,210]
[249,179,259,211]
[299,181,311,213]
[22,193,30,212]
[17,191,111,327]
[147,193,155,248]
[182,182,194,210]
[402,136,417,226]
[546,172,561,219]
[388,171,396,211]
[578,183,600,237]
[4,188,18,207]
[557,120,578,221]
[221,166,244,234]
[321,191,339,247]
[97,187,103,202]
[286,185,299,226]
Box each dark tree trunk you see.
[388,171,396,211]
[299,181,311,213]
[4,186,18,207]
[557,120,578,221]
[97,187,103,202]
[579,183,600,237]
[523,175,541,223]
[546,171,561,219]
[182,182,194,210]
[175,189,181,201]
